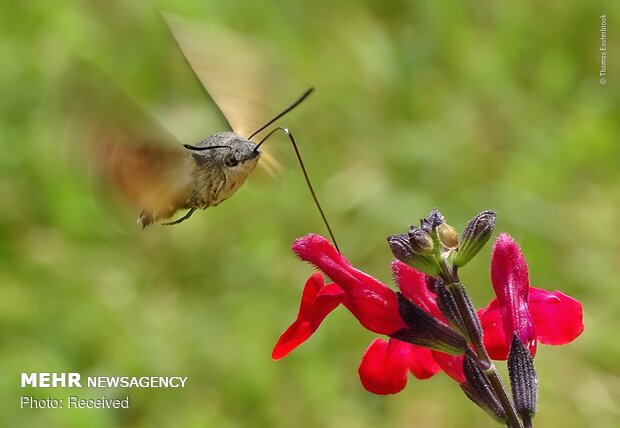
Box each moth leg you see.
[138,211,154,229]
[162,208,197,226]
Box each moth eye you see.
[224,152,239,167]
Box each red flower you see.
[273,233,583,395]
[478,233,584,360]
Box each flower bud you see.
[437,223,459,249]
[387,234,441,277]
[420,208,445,233]
[407,226,434,255]
[454,210,496,267]
[387,234,414,260]
[435,281,467,337]
[508,334,538,422]
[461,356,506,422]
[437,282,484,345]
[390,293,468,356]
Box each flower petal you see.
[407,344,442,379]
[479,287,584,360]
[391,260,444,320]
[491,234,536,352]
[529,287,584,346]
[358,338,410,394]
[431,351,465,383]
[293,234,405,335]
[272,273,345,360]
[478,299,511,360]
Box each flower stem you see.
[439,261,523,428]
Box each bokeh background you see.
[1,0,618,427]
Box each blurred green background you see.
[1,0,618,427]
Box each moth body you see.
[137,132,261,227]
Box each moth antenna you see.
[255,127,340,253]
[247,88,314,140]
[183,144,233,152]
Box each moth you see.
[66,14,339,249]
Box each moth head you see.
[223,135,261,168]
[185,131,261,171]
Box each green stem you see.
[439,259,523,428]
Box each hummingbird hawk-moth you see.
[65,14,339,249]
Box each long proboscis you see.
[247,88,314,140]
[255,127,340,253]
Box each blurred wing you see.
[163,13,281,174]
[94,131,190,224]
[62,62,190,223]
